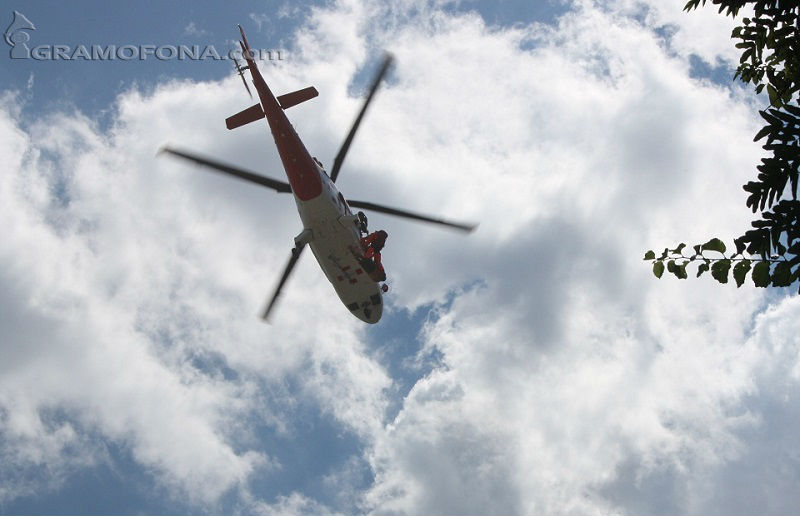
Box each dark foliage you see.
[647,1,800,291]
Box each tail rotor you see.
[234,56,253,98]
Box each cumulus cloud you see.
[605,0,748,65]
[0,94,268,507]
[341,1,795,515]
[1,0,798,514]
[182,22,209,38]
[0,73,388,509]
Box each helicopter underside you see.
[296,192,383,324]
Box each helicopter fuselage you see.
[245,36,383,323]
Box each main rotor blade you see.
[329,53,394,183]
[347,199,477,233]
[262,244,305,321]
[159,146,291,193]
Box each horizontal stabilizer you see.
[226,103,265,130]
[277,86,319,110]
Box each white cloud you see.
[249,12,272,31]
[331,1,796,515]
[182,21,209,38]
[601,0,748,65]
[0,97,269,507]
[1,0,798,514]
[0,75,388,509]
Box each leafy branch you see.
[648,1,800,291]
[644,237,799,290]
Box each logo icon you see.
[5,10,35,59]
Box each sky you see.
[2,0,800,514]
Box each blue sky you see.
[2,1,800,515]
[0,1,563,121]
[1,1,315,123]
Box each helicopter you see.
[160,25,475,324]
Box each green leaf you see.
[734,238,746,256]
[653,261,665,279]
[702,238,727,254]
[697,262,710,277]
[671,243,686,255]
[784,104,800,117]
[767,84,779,105]
[644,250,656,260]
[674,262,688,280]
[752,261,771,287]
[693,244,702,255]
[667,260,676,273]
[711,259,731,284]
[772,261,792,287]
[771,110,798,125]
[753,125,771,141]
[733,260,752,287]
